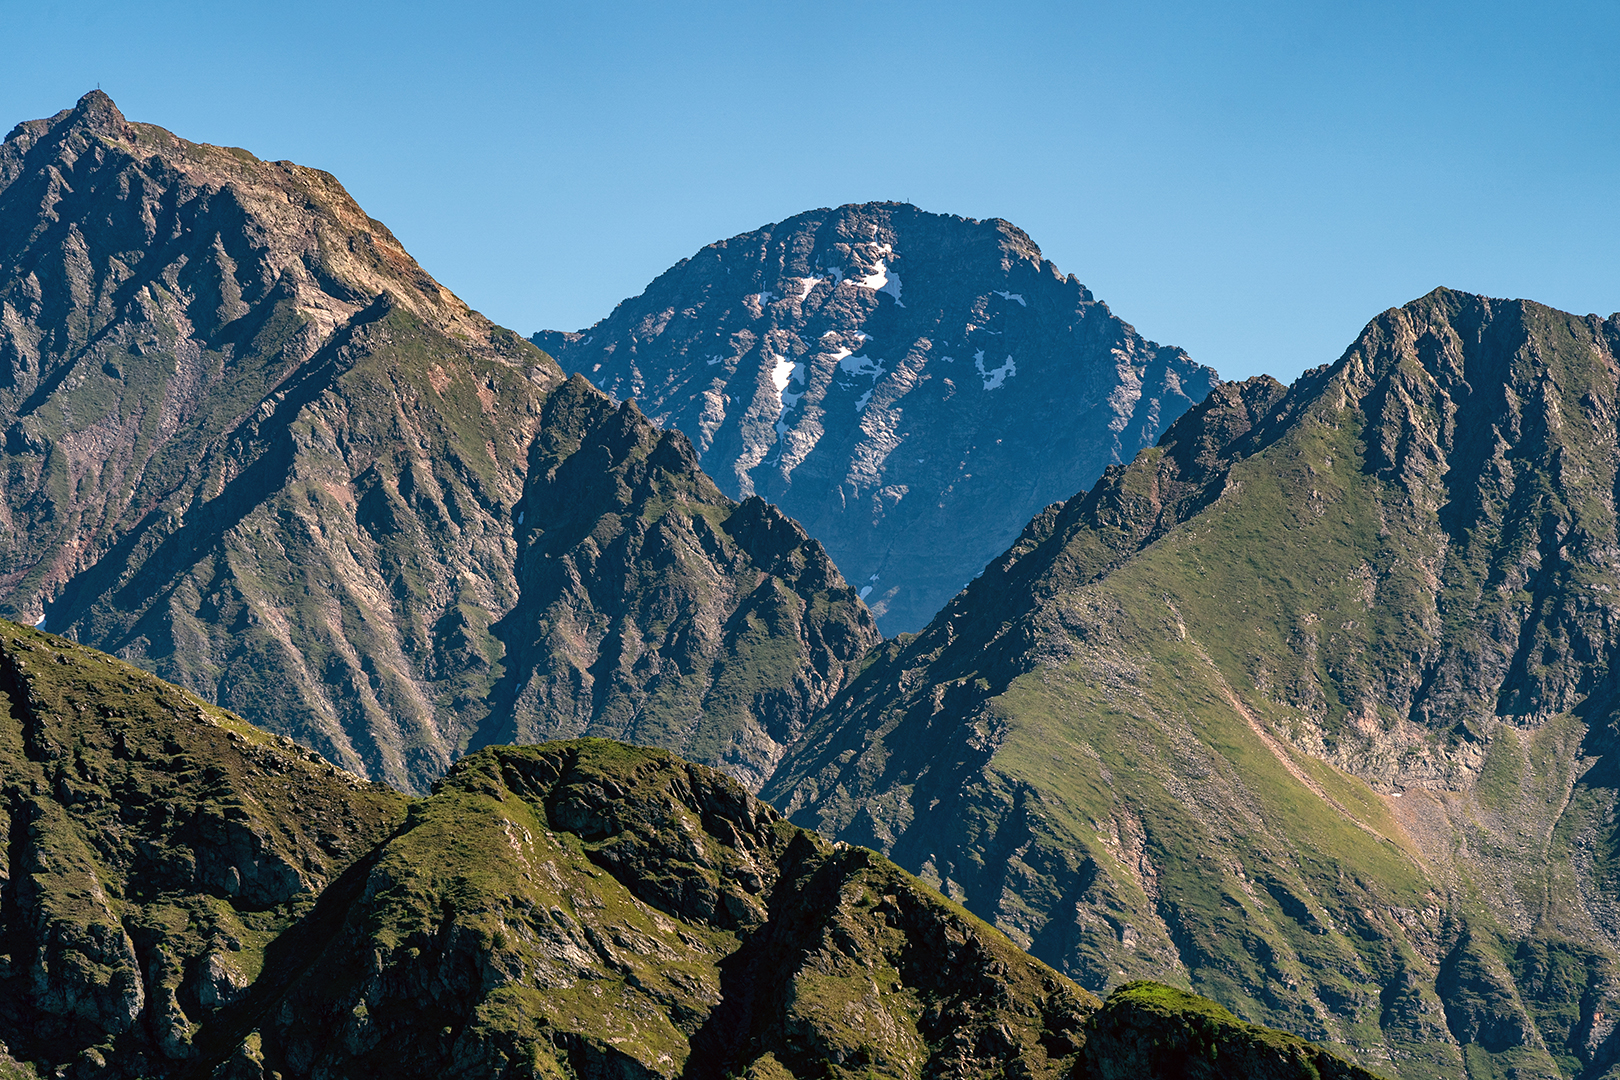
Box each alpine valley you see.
[0,90,1617,1080]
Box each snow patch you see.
[858,585,873,600]
[993,290,1026,307]
[826,266,844,285]
[854,389,873,411]
[840,354,886,379]
[975,351,1016,390]
[753,290,777,307]
[795,276,824,302]
[770,354,807,440]
[33,615,45,629]
[582,335,595,345]
[707,354,725,365]
[851,262,905,306]
[517,510,524,525]
[771,356,799,393]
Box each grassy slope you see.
[768,291,1620,1080]
[0,626,1388,1080]
[0,619,405,1075]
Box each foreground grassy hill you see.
[0,618,1382,1079]
[767,289,1620,1079]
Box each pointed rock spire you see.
[67,89,131,139]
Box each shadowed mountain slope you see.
[0,93,879,793]
[536,201,1217,634]
[766,289,1620,1080]
[0,620,1384,1080]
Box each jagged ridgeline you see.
[536,202,1217,634]
[0,93,877,793]
[0,620,1383,1080]
[767,289,1620,1080]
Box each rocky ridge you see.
[0,619,1384,1080]
[0,93,878,793]
[765,289,1620,1080]
[535,202,1217,633]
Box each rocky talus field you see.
[0,620,1381,1080]
[0,93,877,794]
[767,289,1620,1080]
[535,202,1216,634]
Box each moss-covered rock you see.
[1079,983,1386,1079]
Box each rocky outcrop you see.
[250,739,1098,1079]
[536,201,1217,633]
[765,289,1620,1078]
[1079,983,1387,1080]
[0,93,878,794]
[475,375,879,789]
[0,619,405,1073]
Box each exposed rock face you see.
[765,290,1620,1079]
[0,93,878,793]
[0,634,1389,1080]
[479,375,879,790]
[535,201,1217,633]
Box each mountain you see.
[0,619,407,1076]
[0,618,1384,1080]
[534,202,1217,634]
[0,92,877,793]
[765,289,1620,1080]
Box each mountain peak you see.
[72,88,124,122]
[537,202,1213,633]
[61,88,132,142]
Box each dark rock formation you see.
[536,201,1217,633]
[477,375,878,790]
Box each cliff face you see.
[0,622,1384,1080]
[0,93,878,794]
[535,201,1217,634]
[478,375,879,791]
[765,290,1620,1079]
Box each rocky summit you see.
[0,619,1383,1080]
[766,289,1620,1079]
[0,93,877,793]
[535,202,1217,634]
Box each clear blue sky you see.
[4,1,1616,383]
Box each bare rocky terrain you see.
[535,202,1217,634]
